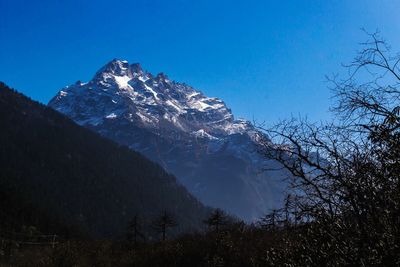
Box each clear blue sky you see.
[1,0,399,123]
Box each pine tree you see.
[204,209,228,233]
[152,211,177,241]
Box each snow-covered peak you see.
[48,60,282,221]
[49,59,254,139]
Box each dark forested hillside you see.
[0,82,210,238]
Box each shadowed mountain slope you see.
[0,82,210,238]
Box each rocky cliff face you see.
[49,59,286,220]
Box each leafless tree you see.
[256,31,400,265]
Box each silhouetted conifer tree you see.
[152,211,177,241]
[204,209,228,233]
[127,215,145,246]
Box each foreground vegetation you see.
[0,220,369,267]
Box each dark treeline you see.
[0,208,305,267]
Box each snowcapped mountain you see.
[49,59,286,221]
[51,60,253,139]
